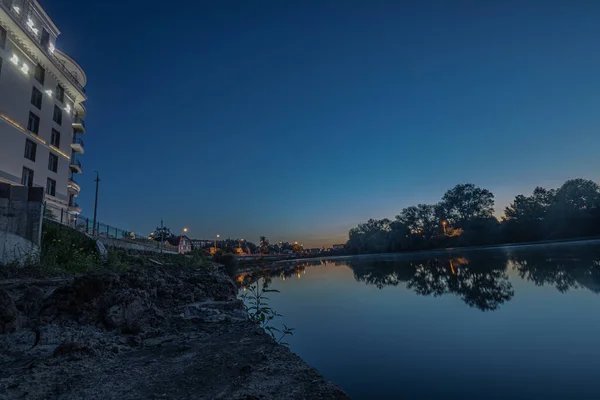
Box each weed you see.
[240,277,295,345]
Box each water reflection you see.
[511,248,600,294]
[349,255,514,311]
[236,244,600,312]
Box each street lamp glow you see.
[183,228,188,233]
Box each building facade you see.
[0,0,87,220]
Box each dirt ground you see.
[0,264,348,399]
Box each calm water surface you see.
[238,241,600,399]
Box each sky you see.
[39,0,600,247]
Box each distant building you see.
[190,239,213,250]
[168,235,192,254]
[332,244,345,251]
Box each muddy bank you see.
[0,264,348,399]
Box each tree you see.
[396,204,440,239]
[291,243,304,253]
[505,187,556,221]
[260,236,270,254]
[441,183,495,225]
[546,179,600,237]
[150,226,174,241]
[346,219,392,254]
[553,179,600,213]
[245,241,258,254]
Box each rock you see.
[16,286,45,318]
[0,264,350,399]
[52,341,90,358]
[0,289,21,333]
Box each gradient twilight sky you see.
[39,0,600,247]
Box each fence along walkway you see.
[43,203,179,253]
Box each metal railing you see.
[0,0,86,94]
[43,204,179,252]
[72,136,84,149]
[70,158,82,169]
[73,115,85,129]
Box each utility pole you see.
[92,171,100,236]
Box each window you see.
[27,112,40,134]
[55,84,64,103]
[68,194,75,207]
[53,105,62,125]
[34,64,45,85]
[24,139,37,161]
[41,29,50,48]
[48,153,58,172]
[50,128,60,147]
[21,167,34,187]
[46,178,56,196]
[0,26,6,49]
[31,87,42,109]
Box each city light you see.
[45,90,53,97]
[12,6,20,14]
[20,64,29,74]
[10,54,18,65]
[65,104,71,113]
[183,228,188,233]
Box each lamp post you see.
[442,220,447,235]
[214,234,220,253]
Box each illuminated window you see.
[24,139,37,161]
[31,87,42,109]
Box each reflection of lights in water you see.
[303,269,306,274]
[243,286,246,291]
[297,272,301,279]
[282,275,286,281]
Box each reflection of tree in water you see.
[350,254,514,311]
[511,247,600,294]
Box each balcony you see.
[71,136,84,154]
[69,158,82,174]
[0,0,86,95]
[68,202,82,214]
[72,115,86,134]
[67,178,80,194]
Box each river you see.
[238,240,600,399]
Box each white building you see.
[0,0,87,221]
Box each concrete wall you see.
[0,182,44,264]
[97,236,178,255]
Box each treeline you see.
[346,179,600,254]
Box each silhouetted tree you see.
[441,183,495,225]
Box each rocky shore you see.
[0,264,348,399]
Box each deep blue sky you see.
[40,0,600,246]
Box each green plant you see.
[240,278,295,345]
[40,221,102,273]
